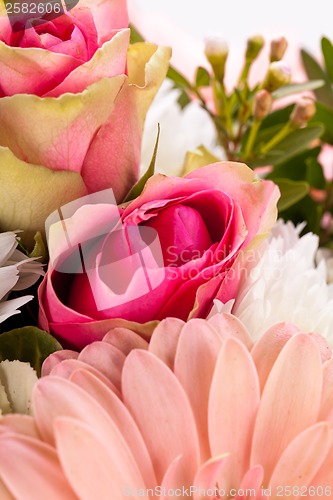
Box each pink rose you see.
[0,0,170,244]
[39,162,279,349]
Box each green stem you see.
[260,121,295,154]
[244,119,261,159]
[238,59,252,86]
[211,79,233,138]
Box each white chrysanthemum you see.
[140,80,221,176]
[0,360,37,415]
[231,220,333,345]
[0,232,44,324]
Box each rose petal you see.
[81,43,171,200]
[0,76,125,176]
[0,147,88,246]
[75,0,129,45]
[46,29,129,97]
[0,41,81,96]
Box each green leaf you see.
[275,178,310,211]
[301,48,333,106]
[124,125,160,202]
[259,105,294,129]
[129,24,145,44]
[281,195,322,235]
[177,90,191,109]
[0,327,62,377]
[306,157,326,189]
[321,37,333,83]
[271,80,325,99]
[253,124,324,167]
[267,147,321,181]
[167,66,192,90]
[311,101,333,144]
[195,67,211,88]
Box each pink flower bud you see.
[253,90,273,120]
[270,37,288,62]
[290,97,316,127]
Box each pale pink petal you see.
[251,323,300,392]
[69,368,156,488]
[49,359,121,397]
[42,350,79,377]
[310,430,333,489]
[149,318,185,370]
[46,30,129,97]
[78,341,126,393]
[0,479,12,500]
[308,332,332,363]
[319,357,333,420]
[209,337,260,491]
[193,456,226,500]
[0,415,40,439]
[103,327,149,355]
[55,417,145,500]
[159,456,185,500]
[251,334,323,482]
[0,433,76,499]
[269,423,330,492]
[239,465,264,493]
[122,350,200,485]
[174,319,222,461]
[208,313,254,350]
[33,376,124,446]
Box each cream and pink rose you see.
[0,0,170,245]
[39,162,279,349]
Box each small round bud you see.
[290,97,316,127]
[263,61,292,92]
[270,36,288,62]
[204,35,228,81]
[253,90,273,120]
[246,35,265,61]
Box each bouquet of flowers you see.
[0,0,333,497]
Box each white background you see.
[129,0,333,82]
[130,0,332,53]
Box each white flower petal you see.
[0,382,12,415]
[0,266,19,301]
[233,220,333,346]
[0,360,38,415]
[0,232,17,268]
[0,295,33,324]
